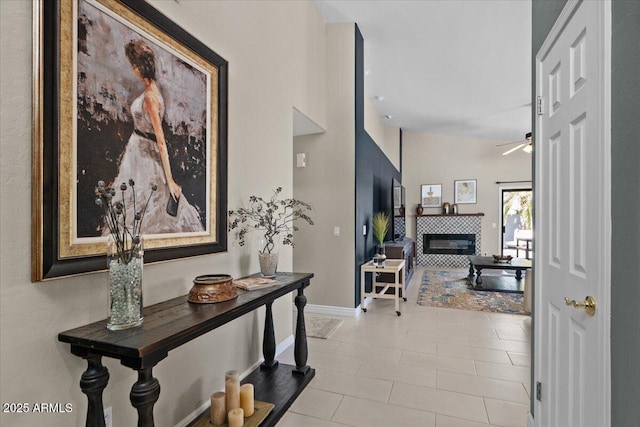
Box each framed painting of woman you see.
[32,0,228,280]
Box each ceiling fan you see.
[498,132,532,155]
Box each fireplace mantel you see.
[416,215,483,268]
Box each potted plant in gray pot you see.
[229,187,314,277]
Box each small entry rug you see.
[417,270,528,315]
[297,315,343,339]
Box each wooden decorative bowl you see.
[188,274,237,304]
[492,254,513,263]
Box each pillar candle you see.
[210,391,226,426]
[225,370,241,413]
[227,408,244,427]
[239,383,254,417]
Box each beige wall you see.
[293,23,356,309]
[364,96,400,169]
[0,1,327,426]
[402,132,532,255]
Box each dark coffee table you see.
[468,255,532,293]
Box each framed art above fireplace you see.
[454,179,477,204]
[421,184,442,208]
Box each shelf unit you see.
[376,237,415,293]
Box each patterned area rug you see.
[296,315,344,339]
[417,269,528,315]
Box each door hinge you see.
[536,96,544,115]
[536,381,542,401]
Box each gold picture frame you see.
[32,0,228,281]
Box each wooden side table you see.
[58,273,314,427]
[360,259,406,316]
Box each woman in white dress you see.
[109,39,204,234]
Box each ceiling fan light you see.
[502,143,526,156]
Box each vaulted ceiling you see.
[314,0,532,143]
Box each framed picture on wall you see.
[31,0,228,281]
[454,179,477,204]
[421,184,442,207]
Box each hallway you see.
[279,267,531,426]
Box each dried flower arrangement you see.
[228,187,314,254]
[94,179,156,263]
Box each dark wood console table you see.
[58,272,314,427]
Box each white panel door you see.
[534,1,610,427]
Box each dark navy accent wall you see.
[354,25,401,306]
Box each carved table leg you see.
[130,367,160,427]
[293,287,310,375]
[475,268,483,286]
[79,354,109,427]
[261,302,279,370]
[468,262,475,277]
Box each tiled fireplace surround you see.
[416,214,483,268]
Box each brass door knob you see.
[564,295,597,317]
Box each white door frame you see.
[532,0,612,426]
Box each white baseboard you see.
[275,334,295,355]
[527,412,535,427]
[174,334,294,427]
[301,302,365,317]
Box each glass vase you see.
[107,234,144,331]
[258,237,279,278]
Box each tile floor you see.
[277,267,531,427]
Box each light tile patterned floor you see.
[277,267,531,427]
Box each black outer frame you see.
[37,0,228,280]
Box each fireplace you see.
[423,234,476,255]
[415,214,483,268]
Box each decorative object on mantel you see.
[95,180,155,331]
[454,179,477,204]
[452,204,459,214]
[229,187,314,278]
[416,204,424,215]
[188,274,237,303]
[442,202,451,214]
[372,212,390,266]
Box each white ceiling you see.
[313,0,532,142]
